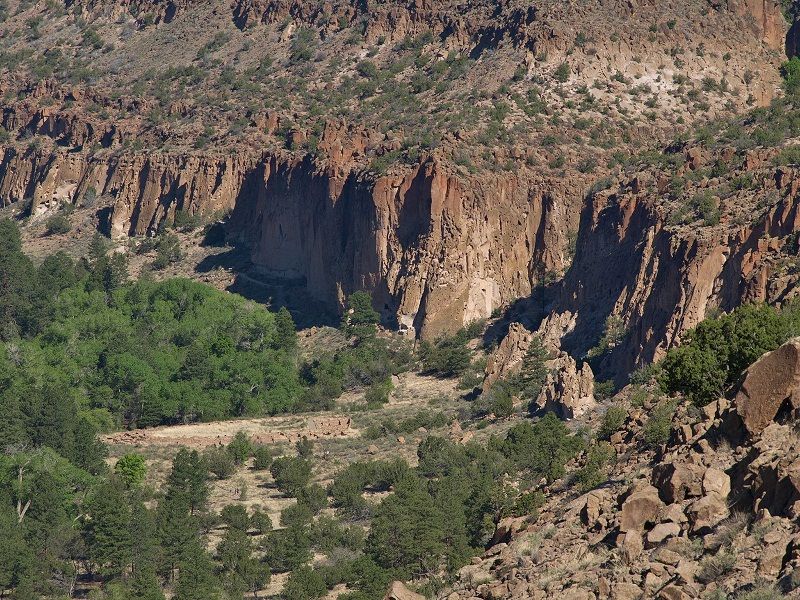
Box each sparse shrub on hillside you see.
[774,145,800,166]
[291,28,317,62]
[697,551,737,583]
[735,586,787,600]
[46,214,72,234]
[555,62,570,83]
[587,315,627,363]
[642,400,676,448]
[295,436,314,458]
[572,441,615,492]
[151,232,182,270]
[510,490,545,518]
[486,384,514,418]
[252,446,273,470]
[596,405,626,441]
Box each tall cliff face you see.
[0,146,253,235]
[225,149,585,338]
[0,130,585,339]
[545,157,800,378]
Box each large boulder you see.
[686,493,729,534]
[733,338,800,436]
[383,581,425,600]
[652,462,702,504]
[619,485,664,533]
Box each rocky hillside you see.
[442,336,800,600]
[0,0,796,374]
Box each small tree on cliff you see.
[341,291,380,340]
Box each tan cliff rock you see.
[534,353,596,419]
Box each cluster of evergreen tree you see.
[0,220,302,445]
[0,410,586,599]
[658,302,800,405]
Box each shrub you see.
[205,445,236,479]
[291,28,317,62]
[555,62,570,83]
[736,586,788,600]
[697,551,736,583]
[114,453,147,487]
[578,157,598,173]
[419,329,472,377]
[228,431,253,466]
[173,209,201,231]
[364,377,393,407]
[773,145,800,166]
[572,442,615,492]
[296,436,314,458]
[151,232,182,270]
[489,387,514,419]
[782,56,800,94]
[252,446,273,470]
[642,400,676,449]
[510,490,545,518]
[271,456,312,496]
[659,303,800,405]
[281,503,314,528]
[499,412,585,483]
[46,214,72,234]
[250,508,272,534]
[220,504,250,531]
[596,405,626,441]
[594,380,616,400]
[297,484,328,514]
[282,565,327,600]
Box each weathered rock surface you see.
[483,323,534,390]
[383,581,425,600]
[534,352,596,419]
[733,337,800,436]
[619,485,664,533]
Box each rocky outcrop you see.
[226,153,583,337]
[483,323,534,390]
[714,0,788,51]
[66,0,198,24]
[534,353,596,419]
[0,146,253,236]
[383,581,425,600]
[732,337,800,436]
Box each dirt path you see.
[103,413,356,450]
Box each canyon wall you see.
[546,163,800,378]
[5,131,800,375]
